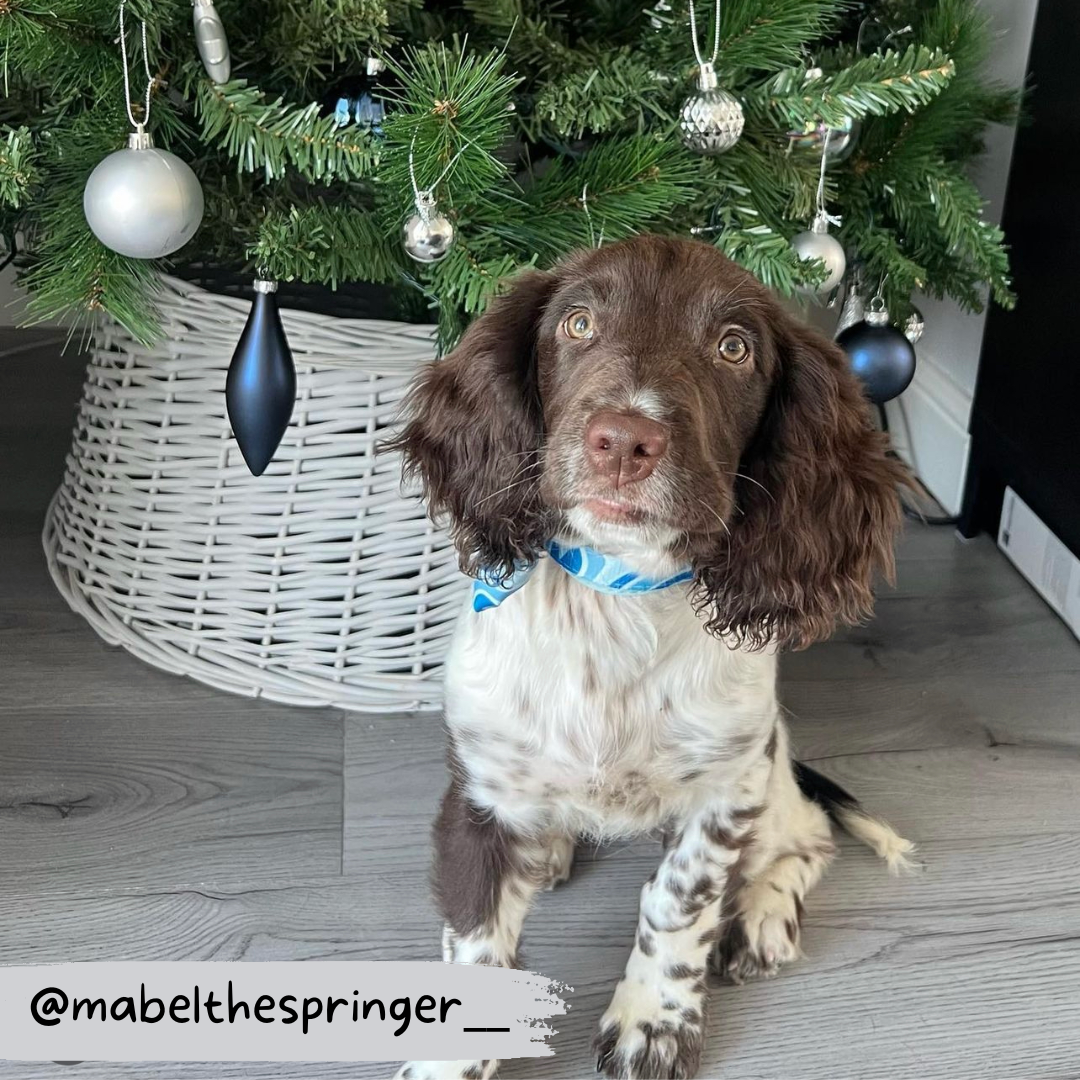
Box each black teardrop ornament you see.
[226,279,296,476]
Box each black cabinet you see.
[962,0,1080,554]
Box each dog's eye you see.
[718,333,750,365]
[563,310,594,340]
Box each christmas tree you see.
[0,0,1017,348]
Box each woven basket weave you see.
[43,274,466,712]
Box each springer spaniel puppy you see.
[388,235,914,1080]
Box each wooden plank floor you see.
[2,329,1079,1080]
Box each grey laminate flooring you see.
[2,330,1079,1080]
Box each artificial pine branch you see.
[196,79,381,183]
[509,136,702,257]
[251,203,403,287]
[0,125,36,207]
[752,46,956,130]
[462,0,576,72]
[22,223,163,344]
[258,0,413,89]
[0,3,118,101]
[716,0,847,80]
[379,43,520,220]
[530,50,673,140]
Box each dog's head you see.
[387,235,906,649]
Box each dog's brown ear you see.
[695,314,907,650]
[383,270,556,579]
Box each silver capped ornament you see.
[84,0,204,259]
[835,282,866,335]
[903,306,925,344]
[403,191,455,263]
[792,211,846,296]
[84,127,204,259]
[192,0,230,84]
[836,296,917,405]
[679,61,744,155]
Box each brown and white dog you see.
[387,235,915,1080]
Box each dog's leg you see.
[714,745,835,983]
[393,783,563,1080]
[593,792,764,1080]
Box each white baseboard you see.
[884,355,972,515]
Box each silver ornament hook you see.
[812,130,841,230]
[580,183,604,248]
[866,275,890,325]
[119,0,154,133]
[407,131,475,218]
[688,0,722,82]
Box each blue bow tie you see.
[471,539,694,612]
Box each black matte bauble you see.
[836,320,917,404]
[226,288,296,476]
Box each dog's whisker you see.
[475,467,542,506]
[729,472,774,501]
[694,496,732,540]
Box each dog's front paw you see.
[542,835,575,890]
[713,883,802,983]
[393,1060,495,1080]
[593,971,706,1079]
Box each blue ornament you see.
[354,92,385,135]
[325,58,387,134]
[226,280,296,476]
[333,96,352,127]
[836,301,916,405]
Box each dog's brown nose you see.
[585,410,668,487]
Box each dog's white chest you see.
[444,564,778,837]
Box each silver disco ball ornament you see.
[903,306,926,344]
[83,129,204,259]
[403,192,455,263]
[679,63,744,155]
[792,212,847,295]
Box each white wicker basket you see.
[43,274,467,712]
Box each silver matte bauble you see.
[83,130,204,259]
[792,213,847,295]
[193,0,231,83]
[679,63,744,155]
[403,193,455,263]
[903,306,925,344]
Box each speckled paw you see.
[593,975,705,1079]
[714,890,802,984]
[393,1059,496,1080]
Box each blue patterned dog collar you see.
[471,540,694,612]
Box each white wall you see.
[0,261,30,325]
[884,0,1039,513]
